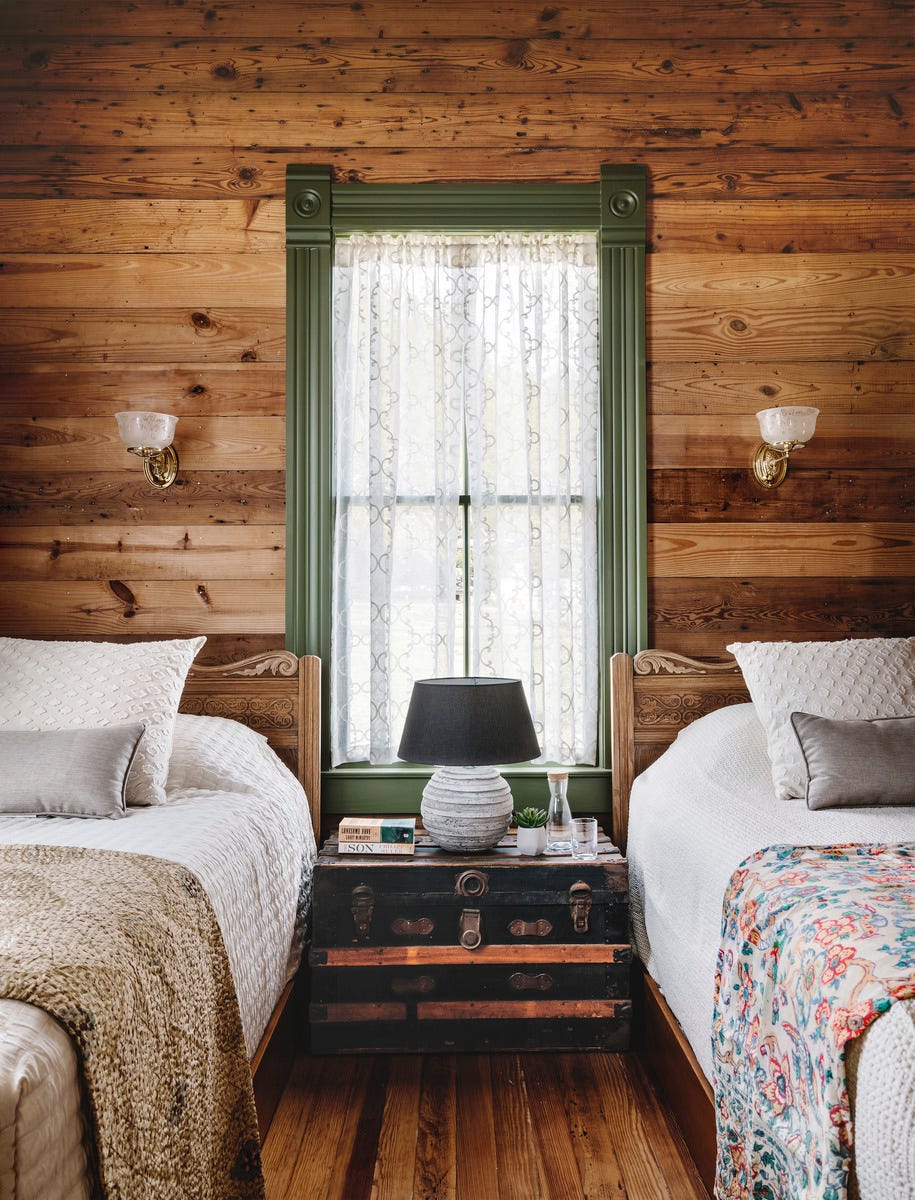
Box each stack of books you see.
[337,817,416,855]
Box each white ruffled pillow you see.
[727,637,915,800]
[0,636,205,806]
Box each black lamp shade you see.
[397,677,541,767]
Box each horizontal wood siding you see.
[0,0,911,663]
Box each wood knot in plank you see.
[108,580,137,618]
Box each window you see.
[286,169,646,813]
[331,232,600,766]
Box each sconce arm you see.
[126,443,179,489]
[752,440,802,489]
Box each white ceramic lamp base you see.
[420,765,513,852]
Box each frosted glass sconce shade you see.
[756,406,818,447]
[114,411,179,489]
[752,405,819,490]
[115,410,177,451]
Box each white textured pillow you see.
[0,637,205,806]
[167,712,272,795]
[727,637,915,800]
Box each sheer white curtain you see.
[331,232,600,766]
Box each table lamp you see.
[398,677,541,852]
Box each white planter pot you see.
[516,825,547,856]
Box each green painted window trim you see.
[286,166,647,814]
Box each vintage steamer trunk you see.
[309,832,630,1053]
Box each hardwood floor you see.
[262,1051,707,1200]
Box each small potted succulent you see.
[514,807,548,856]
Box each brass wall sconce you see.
[752,406,819,489]
[115,411,179,489]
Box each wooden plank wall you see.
[0,0,912,662]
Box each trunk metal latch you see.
[459,907,482,950]
[569,880,592,934]
[350,883,374,941]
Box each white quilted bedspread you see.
[628,701,915,1200]
[0,714,316,1200]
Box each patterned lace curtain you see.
[331,232,600,766]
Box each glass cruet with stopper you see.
[545,770,573,854]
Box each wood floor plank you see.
[621,1053,710,1198]
[454,1056,499,1200]
[331,1057,390,1200]
[491,1054,546,1200]
[589,1053,706,1200]
[262,1051,713,1200]
[556,1054,627,1200]
[280,1056,374,1200]
[414,1055,457,1200]
[372,1056,423,1200]
[261,1056,353,1199]
[520,1055,587,1200]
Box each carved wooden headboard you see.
[610,651,749,853]
[180,652,321,837]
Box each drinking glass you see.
[571,817,599,861]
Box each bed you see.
[611,648,915,1198]
[0,648,321,1200]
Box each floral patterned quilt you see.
[712,843,915,1200]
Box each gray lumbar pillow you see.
[0,724,145,818]
[791,711,915,810]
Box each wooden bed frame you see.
[610,649,749,1195]
[181,650,321,1138]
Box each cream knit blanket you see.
[0,844,265,1200]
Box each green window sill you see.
[322,766,611,815]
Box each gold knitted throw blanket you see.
[0,843,266,1200]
